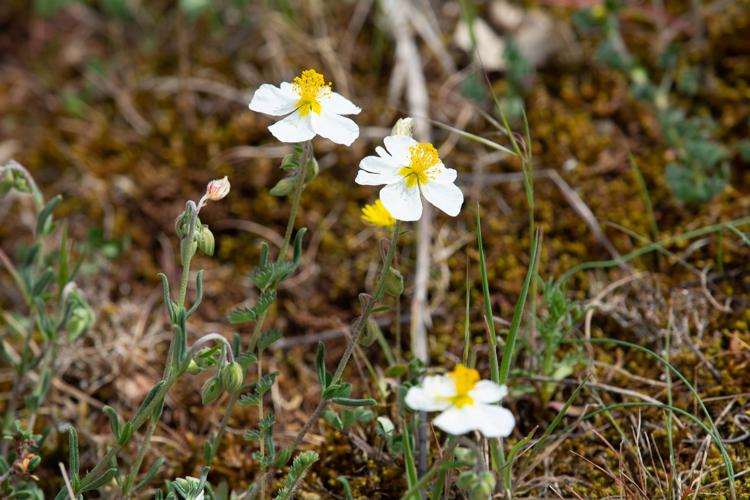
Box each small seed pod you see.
[221,361,244,394]
[383,266,404,297]
[201,376,223,405]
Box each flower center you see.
[398,143,440,189]
[448,364,479,408]
[293,69,331,117]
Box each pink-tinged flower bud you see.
[205,176,230,201]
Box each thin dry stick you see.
[59,462,76,500]
[381,0,433,475]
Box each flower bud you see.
[280,153,299,171]
[391,117,414,137]
[186,359,202,375]
[197,224,215,256]
[205,176,230,202]
[0,169,14,197]
[304,158,319,181]
[201,376,223,405]
[383,266,404,297]
[360,318,380,347]
[221,361,244,394]
[470,471,496,500]
[269,177,296,197]
[65,290,95,341]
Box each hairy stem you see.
[287,221,401,454]
[205,140,312,472]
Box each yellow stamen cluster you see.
[293,69,331,116]
[361,199,395,228]
[398,143,440,189]
[448,364,479,408]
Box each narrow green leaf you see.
[331,397,376,407]
[80,467,117,492]
[133,456,165,492]
[68,427,79,480]
[498,228,541,385]
[133,380,166,423]
[36,194,62,236]
[102,405,121,439]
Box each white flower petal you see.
[431,165,457,184]
[279,82,300,97]
[268,111,315,143]
[380,181,422,221]
[384,135,417,164]
[322,92,361,115]
[375,146,390,159]
[310,111,359,146]
[421,375,457,399]
[359,155,401,175]
[355,170,397,186]
[432,406,476,435]
[472,404,515,438]
[249,83,299,116]
[405,386,451,412]
[469,381,507,404]
[421,181,464,217]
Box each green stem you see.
[278,141,311,261]
[258,351,267,499]
[285,221,401,456]
[204,141,312,470]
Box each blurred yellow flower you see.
[361,199,395,228]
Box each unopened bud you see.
[186,359,203,375]
[221,361,244,394]
[304,158,319,181]
[391,117,414,137]
[360,318,380,347]
[269,177,296,197]
[0,169,14,197]
[197,224,215,256]
[205,176,230,201]
[470,471,496,500]
[201,376,223,405]
[280,153,299,171]
[383,266,404,297]
[65,290,95,341]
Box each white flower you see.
[405,364,515,438]
[249,69,361,146]
[355,136,464,221]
